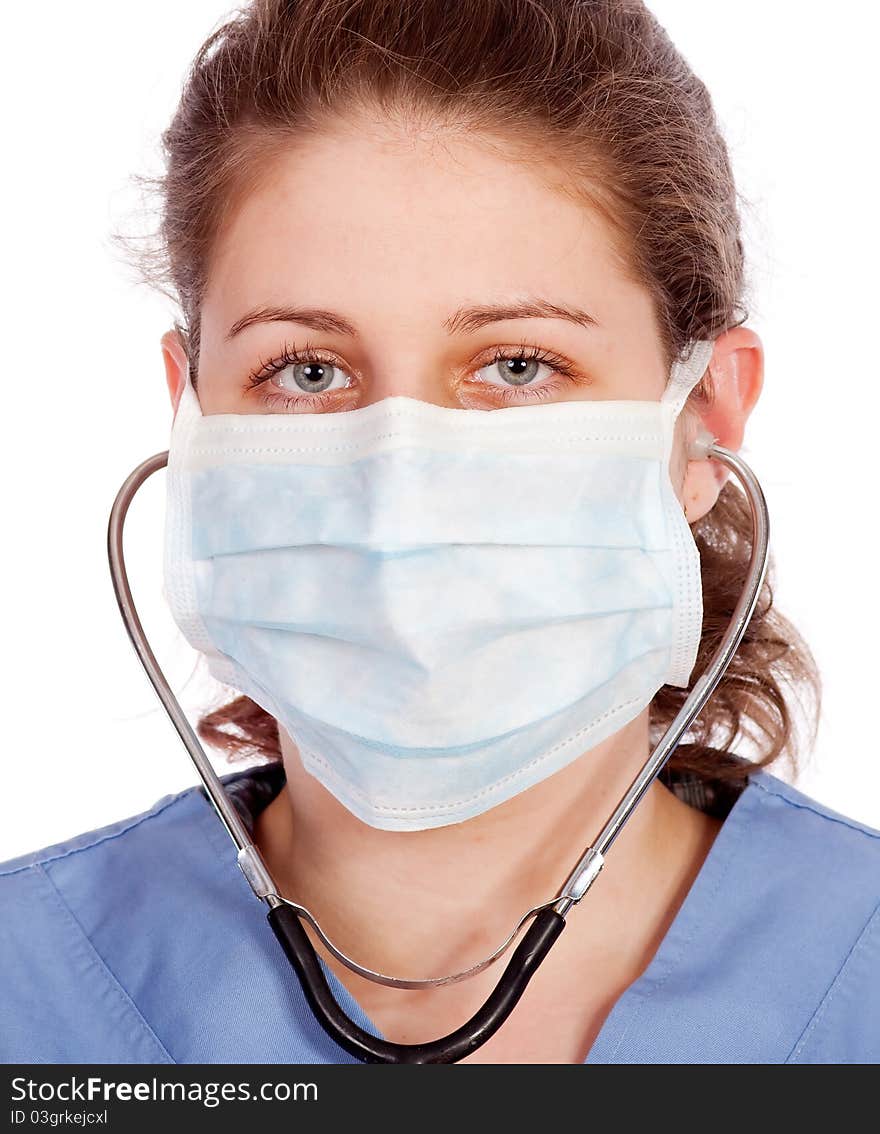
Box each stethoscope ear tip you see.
[688,427,719,461]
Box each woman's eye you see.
[244,343,580,413]
[474,355,553,389]
[245,348,359,412]
[270,359,353,395]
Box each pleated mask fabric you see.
[163,339,714,830]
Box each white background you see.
[1,2,878,861]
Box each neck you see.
[253,712,720,984]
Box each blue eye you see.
[476,353,552,388]
[467,345,582,404]
[248,346,354,393]
[270,358,352,395]
[245,343,357,412]
[243,340,584,413]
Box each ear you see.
[679,326,764,524]
[161,328,189,416]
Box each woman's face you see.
[194,114,672,418]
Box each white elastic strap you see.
[661,339,715,419]
[173,351,202,431]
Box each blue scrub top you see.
[1,766,878,1064]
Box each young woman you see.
[1,0,877,1065]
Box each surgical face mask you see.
[163,340,714,831]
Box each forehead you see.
[202,115,653,332]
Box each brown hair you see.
[125,0,821,787]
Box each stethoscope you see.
[107,424,769,1064]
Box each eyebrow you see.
[225,298,599,340]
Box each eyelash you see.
[242,341,341,413]
[244,338,583,410]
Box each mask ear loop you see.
[659,338,715,468]
[656,339,716,688]
[173,347,203,427]
[661,339,715,416]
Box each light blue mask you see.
[164,340,713,830]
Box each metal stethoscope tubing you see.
[107,427,769,1064]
